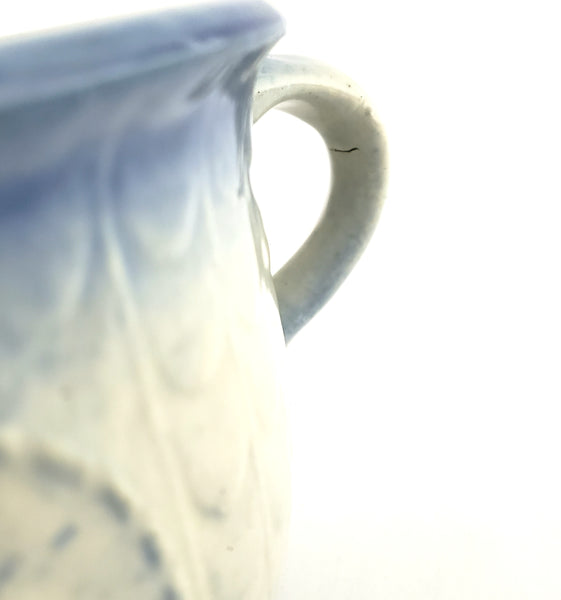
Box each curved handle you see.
[253,55,387,343]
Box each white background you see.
[3,1,561,598]
[262,2,561,599]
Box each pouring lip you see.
[0,0,285,110]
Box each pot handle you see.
[253,55,387,343]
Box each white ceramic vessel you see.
[0,2,386,599]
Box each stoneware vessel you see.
[0,2,386,599]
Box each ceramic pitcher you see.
[0,2,386,598]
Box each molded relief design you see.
[0,4,289,600]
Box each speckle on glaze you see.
[0,554,20,586]
[97,486,130,522]
[30,453,82,488]
[197,502,227,521]
[139,534,161,570]
[50,523,78,550]
[0,445,8,468]
[161,585,181,600]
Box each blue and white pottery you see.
[0,2,387,598]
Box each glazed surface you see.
[0,5,289,599]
